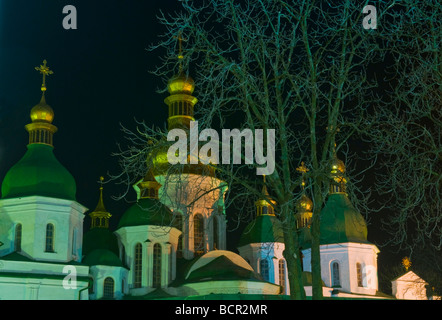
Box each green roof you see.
[1,144,76,201]
[82,249,124,268]
[185,255,264,283]
[238,214,284,247]
[0,251,83,265]
[117,198,173,229]
[83,228,119,257]
[319,193,368,245]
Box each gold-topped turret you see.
[138,169,162,199]
[25,60,58,146]
[255,175,277,216]
[296,162,313,228]
[330,144,347,194]
[89,177,112,229]
[164,33,198,130]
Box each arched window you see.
[260,259,270,282]
[45,223,55,252]
[331,261,340,287]
[194,214,204,255]
[134,243,142,288]
[356,263,363,287]
[103,277,114,299]
[213,216,219,250]
[279,259,286,293]
[121,246,126,265]
[177,234,183,258]
[153,243,162,288]
[15,224,22,252]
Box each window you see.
[134,243,142,288]
[177,234,183,258]
[45,223,55,252]
[194,214,204,255]
[279,259,286,293]
[356,263,363,287]
[121,246,126,265]
[15,224,22,252]
[331,261,340,287]
[103,277,114,299]
[260,259,270,282]
[153,243,162,288]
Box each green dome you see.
[117,198,173,229]
[83,249,123,267]
[238,214,284,247]
[319,193,368,245]
[83,228,119,257]
[1,144,76,201]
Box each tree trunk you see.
[310,186,324,299]
[281,203,306,300]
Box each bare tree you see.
[363,0,441,254]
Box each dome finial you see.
[296,162,309,190]
[176,31,186,72]
[35,59,53,93]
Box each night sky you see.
[0,0,409,290]
[0,0,180,221]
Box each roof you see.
[184,250,263,283]
[391,270,428,284]
[237,214,284,247]
[1,144,76,201]
[318,193,369,245]
[0,251,83,266]
[82,227,119,256]
[117,198,173,229]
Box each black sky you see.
[0,0,181,219]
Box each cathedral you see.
[0,59,395,300]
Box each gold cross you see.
[99,176,105,190]
[402,257,412,271]
[296,162,309,174]
[35,60,53,92]
[296,162,309,189]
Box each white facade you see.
[238,242,288,295]
[392,271,429,300]
[88,265,128,300]
[0,196,86,263]
[155,173,228,259]
[0,255,90,300]
[115,224,181,296]
[302,242,380,295]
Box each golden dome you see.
[30,94,54,123]
[331,156,346,174]
[297,194,313,212]
[167,73,195,94]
